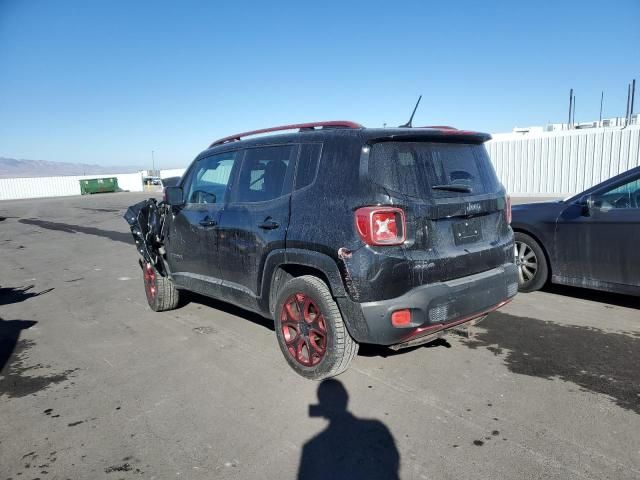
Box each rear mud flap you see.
[123,199,168,275]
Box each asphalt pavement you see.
[1,192,638,479]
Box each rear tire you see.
[143,262,179,312]
[514,232,548,292]
[274,275,358,380]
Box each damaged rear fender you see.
[260,249,348,308]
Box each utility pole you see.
[626,83,631,124]
[152,150,155,174]
[568,88,573,128]
[599,91,604,123]
[631,79,636,118]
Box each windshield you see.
[367,141,501,198]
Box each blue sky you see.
[1,0,638,168]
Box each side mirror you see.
[165,186,184,206]
[578,194,597,216]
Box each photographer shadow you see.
[298,379,400,480]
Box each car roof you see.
[198,124,491,158]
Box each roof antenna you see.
[398,95,422,128]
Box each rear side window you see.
[294,143,322,190]
[232,145,298,203]
[368,142,500,198]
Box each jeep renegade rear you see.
[125,121,518,380]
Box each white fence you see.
[0,169,190,201]
[0,172,144,201]
[486,125,640,195]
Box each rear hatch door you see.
[366,139,512,285]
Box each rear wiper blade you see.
[431,184,472,193]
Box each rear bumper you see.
[351,263,518,346]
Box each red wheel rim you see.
[280,293,327,367]
[143,263,157,302]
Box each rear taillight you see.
[504,196,512,224]
[355,206,406,246]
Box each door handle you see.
[199,219,217,227]
[258,220,279,230]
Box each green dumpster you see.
[80,177,119,195]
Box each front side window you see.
[594,176,640,209]
[232,145,298,203]
[185,151,238,204]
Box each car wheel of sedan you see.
[274,275,358,380]
[143,262,180,312]
[514,232,548,292]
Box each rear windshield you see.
[367,141,501,198]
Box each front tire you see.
[143,262,180,312]
[514,232,548,292]
[274,275,358,380]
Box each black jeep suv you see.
[125,121,518,379]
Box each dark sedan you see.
[511,166,640,296]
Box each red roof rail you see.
[414,125,482,135]
[209,120,363,147]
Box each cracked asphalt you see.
[1,192,639,479]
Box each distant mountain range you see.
[0,157,144,178]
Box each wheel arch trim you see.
[258,249,347,309]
